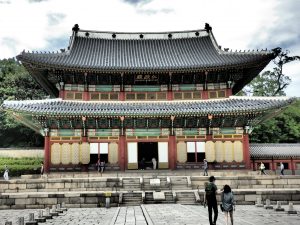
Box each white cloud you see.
[0,0,299,95]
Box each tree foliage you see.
[242,48,300,96]
[241,48,300,143]
[0,58,46,147]
[250,99,300,143]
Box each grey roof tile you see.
[2,96,294,117]
[250,143,300,158]
[17,29,274,72]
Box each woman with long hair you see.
[221,184,234,225]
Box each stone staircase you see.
[144,192,155,204]
[122,192,143,206]
[170,176,191,190]
[164,192,175,203]
[142,177,170,191]
[121,178,141,191]
[144,191,175,204]
[176,191,196,205]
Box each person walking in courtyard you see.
[205,176,218,225]
[203,159,208,176]
[100,160,105,174]
[3,165,9,181]
[260,162,266,175]
[40,162,44,178]
[96,158,101,172]
[280,162,284,175]
[221,184,235,225]
[152,157,157,170]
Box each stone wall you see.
[0,148,43,158]
[191,175,300,189]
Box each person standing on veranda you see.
[203,159,208,176]
[152,157,157,170]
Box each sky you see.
[0,0,299,96]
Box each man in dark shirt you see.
[205,176,218,225]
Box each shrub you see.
[0,157,43,177]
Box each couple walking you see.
[204,176,235,225]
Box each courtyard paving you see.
[0,204,299,225]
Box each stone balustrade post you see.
[18,217,24,225]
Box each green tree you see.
[243,48,300,96]
[241,48,300,143]
[0,58,46,147]
[250,99,300,143]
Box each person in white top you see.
[152,158,157,170]
[260,162,266,175]
[280,162,284,175]
[3,165,9,181]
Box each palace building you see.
[2,24,294,173]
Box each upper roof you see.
[2,96,293,118]
[250,143,300,158]
[17,24,275,73]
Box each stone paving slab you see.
[0,204,299,225]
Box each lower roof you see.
[2,96,294,118]
[250,143,300,158]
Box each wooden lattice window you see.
[160,118,171,128]
[74,93,83,100]
[124,118,134,128]
[148,119,159,128]
[61,118,71,129]
[157,92,167,100]
[91,93,99,100]
[98,118,109,128]
[137,93,146,100]
[111,118,120,128]
[48,118,58,129]
[174,118,184,128]
[110,93,118,100]
[186,118,197,128]
[136,118,146,128]
[87,118,95,129]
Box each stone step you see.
[176,191,196,204]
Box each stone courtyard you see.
[0,204,299,225]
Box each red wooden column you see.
[83,91,89,101]
[243,134,251,169]
[119,136,126,171]
[202,90,208,99]
[226,88,232,97]
[59,90,64,99]
[168,136,177,170]
[119,92,125,101]
[44,135,50,173]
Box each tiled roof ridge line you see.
[76,28,208,39]
[208,32,273,56]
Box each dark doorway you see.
[138,142,158,169]
[90,154,99,164]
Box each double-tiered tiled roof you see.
[2,96,294,117]
[250,143,300,158]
